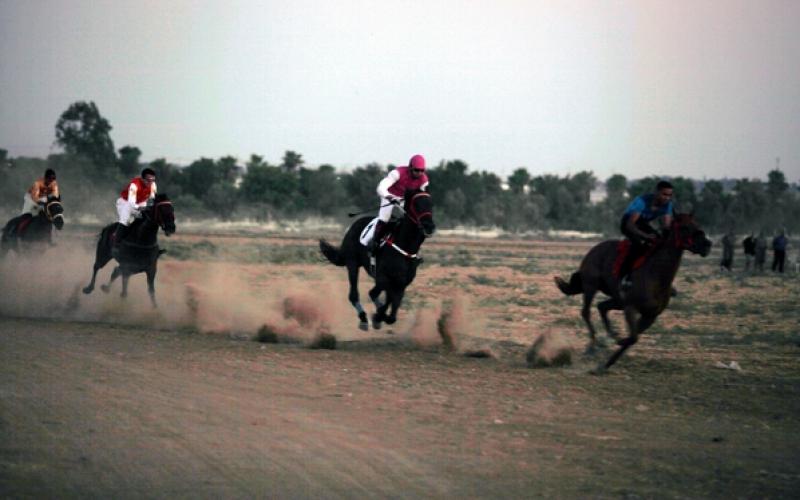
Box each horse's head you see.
[404,190,435,237]
[44,196,64,230]
[148,193,176,236]
[671,213,711,256]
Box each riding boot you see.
[370,221,386,255]
[618,246,638,293]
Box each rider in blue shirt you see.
[618,180,674,289]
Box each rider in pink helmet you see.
[371,154,429,253]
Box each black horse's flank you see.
[554,213,712,372]
[1,196,65,255]
[319,189,435,330]
[82,194,176,307]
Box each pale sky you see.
[1,0,798,181]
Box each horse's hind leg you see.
[346,264,368,330]
[581,288,600,354]
[597,297,623,339]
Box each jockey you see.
[113,167,157,245]
[371,154,429,253]
[618,180,674,290]
[22,168,59,217]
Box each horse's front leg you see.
[383,287,405,325]
[347,264,368,330]
[369,283,388,330]
[146,266,158,308]
[101,266,121,293]
[120,273,130,299]
[83,264,101,294]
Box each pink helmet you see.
[409,154,426,171]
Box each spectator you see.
[720,229,734,271]
[772,230,787,273]
[742,232,756,272]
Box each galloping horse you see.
[320,189,435,330]
[554,213,711,371]
[1,196,65,255]
[82,194,175,307]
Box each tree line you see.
[2,101,798,235]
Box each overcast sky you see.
[1,0,798,181]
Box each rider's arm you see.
[127,183,142,210]
[420,180,429,191]
[51,181,60,199]
[625,213,656,240]
[376,170,401,199]
[30,181,46,202]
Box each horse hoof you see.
[359,321,368,331]
[385,316,396,325]
[82,287,93,295]
[100,285,110,293]
[589,365,609,376]
[372,319,382,330]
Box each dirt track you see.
[2,316,799,498]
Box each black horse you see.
[554,213,712,372]
[1,196,65,255]
[82,194,176,307]
[319,190,435,330]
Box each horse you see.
[1,196,65,255]
[319,189,435,330]
[554,213,712,372]
[82,194,176,307]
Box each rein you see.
[382,192,431,260]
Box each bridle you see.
[668,218,697,251]
[144,200,173,228]
[44,199,64,223]
[405,192,432,227]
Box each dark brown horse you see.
[82,194,175,307]
[1,197,64,255]
[319,189,435,330]
[554,213,711,372]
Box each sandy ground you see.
[1,229,799,497]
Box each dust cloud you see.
[0,247,359,344]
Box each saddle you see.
[612,240,654,278]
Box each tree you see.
[507,168,531,195]
[54,101,117,173]
[281,150,304,172]
[343,163,387,211]
[766,169,788,198]
[240,163,299,209]
[117,145,142,178]
[298,164,347,214]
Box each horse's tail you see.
[319,239,346,266]
[554,272,583,295]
